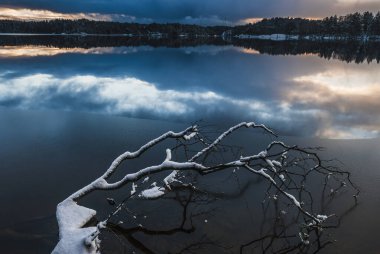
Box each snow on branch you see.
[52,122,358,254]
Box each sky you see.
[0,0,380,24]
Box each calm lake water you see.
[0,40,379,253]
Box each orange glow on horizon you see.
[240,18,263,24]
[0,7,120,21]
[240,16,322,25]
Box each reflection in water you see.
[290,67,380,138]
[0,45,379,138]
[0,110,378,253]
[0,35,228,50]
[0,73,248,116]
[82,124,358,254]
[101,179,356,254]
[0,46,142,57]
[1,35,380,63]
[237,47,261,55]
[236,39,380,64]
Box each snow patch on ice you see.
[139,186,166,199]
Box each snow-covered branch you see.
[52,122,358,254]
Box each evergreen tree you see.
[362,11,374,36]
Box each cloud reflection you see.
[0,46,143,57]
[0,73,245,116]
[289,66,380,138]
[0,47,379,139]
[0,72,299,134]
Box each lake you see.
[0,37,379,253]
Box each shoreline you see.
[235,33,380,42]
[1,32,380,42]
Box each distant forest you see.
[235,12,380,37]
[0,19,226,36]
[0,12,380,38]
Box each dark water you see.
[0,40,379,253]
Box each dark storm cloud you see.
[1,0,380,24]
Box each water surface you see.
[0,42,379,138]
[0,40,379,253]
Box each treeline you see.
[234,12,380,37]
[0,19,227,36]
[1,12,380,38]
